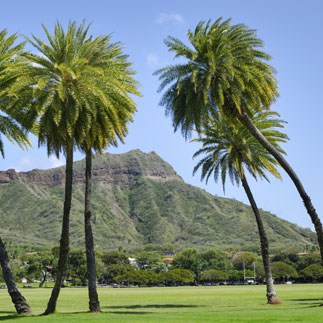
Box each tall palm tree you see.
[0,115,32,315]
[0,29,31,315]
[82,125,128,313]
[193,109,287,304]
[75,39,139,312]
[155,18,323,264]
[6,21,138,314]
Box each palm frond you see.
[192,108,288,192]
[7,21,141,157]
[156,18,278,138]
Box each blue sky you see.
[1,0,322,232]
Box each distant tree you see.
[231,252,259,271]
[271,262,298,282]
[172,249,201,281]
[192,109,287,304]
[296,254,321,272]
[150,261,168,273]
[299,264,323,282]
[0,29,31,315]
[114,270,134,285]
[67,249,87,286]
[102,264,135,284]
[199,249,232,271]
[272,253,299,268]
[23,252,54,287]
[200,269,227,283]
[132,270,161,287]
[255,260,266,281]
[163,269,195,286]
[155,18,323,266]
[101,250,130,266]
[227,270,244,282]
[135,251,162,269]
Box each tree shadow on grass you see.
[0,312,16,315]
[102,304,203,315]
[0,315,22,321]
[0,311,24,321]
[289,298,323,308]
[105,304,202,310]
[290,298,323,302]
[0,305,204,320]
[0,311,93,321]
[109,311,154,315]
[54,310,153,316]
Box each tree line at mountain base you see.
[2,246,322,288]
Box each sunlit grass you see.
[1,284,323,322]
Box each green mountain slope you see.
[0,149,316,252]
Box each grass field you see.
[1,284,323,322]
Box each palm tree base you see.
[89,293,100,312]
[12,292,32,315]
[89,303,101,313]
[267,294,281,305]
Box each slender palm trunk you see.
[0,237,31,314]
[237,111,323,264]
[85,149,100,312]
[241,175,280,304]
[44,142,74,315]
[38,270,47,288]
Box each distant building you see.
[161,256,174,264]
[128,257,139,269]
[297,252,309,257]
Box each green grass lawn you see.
[1,284,323,322]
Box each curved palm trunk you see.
[44,142,74,315]
[85,149,100,312]
[0,237,31,314]
[237,111,323,264]
[240,175,280,304]
[38,270,47,288]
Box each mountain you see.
[0,149,316,252]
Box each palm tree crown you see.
[9,21,139,156]
[0,29,30,157]
[193,109,288,190]
[155,18,278,138]
[0,115,29,158]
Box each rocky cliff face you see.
[0,150,182,189]
[0,168,66,188]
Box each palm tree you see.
[0,29,31,315]
[75,39,139,312]
[193,109,287,304]
[155,18,323,264]
[6,21,138,314]
[0,115,32,316]
[82,125,128,313]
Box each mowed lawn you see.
[1,284,323,322]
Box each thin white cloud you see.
[156,12,184,25]
[146,53,159,67]
[5,157,30,172]
[49,156,65,168]
[20,156,32,166]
